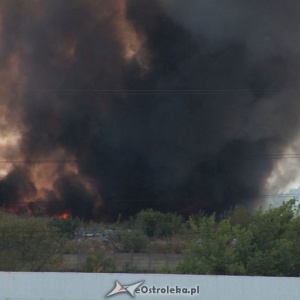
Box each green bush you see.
[0,213,66,271]
[121,231,149,253]
[48,216,80,238]
[81,252,116,273]
[177,199,300,277]
[136,209,182,238]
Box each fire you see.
[58,212,70,220]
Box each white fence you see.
[0,272,299,300]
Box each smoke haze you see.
[0,0,300,219]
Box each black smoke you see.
[0,0,300,219]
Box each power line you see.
[26,88,300,95]
[2,154,300,164]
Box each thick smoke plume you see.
[0,0,300,219]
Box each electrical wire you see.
[2,154,300,164]
[26,88,300,95]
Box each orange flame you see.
[58,212,70,219]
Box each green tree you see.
[229,205,251,228]
[177,199,300,277]
[246,199,298,276]
[285,213,300,276]
[48,216,80,238]
[136,209,182,238]
[0,212,66,271]
[177,214,252,275]
[121,231,149,253]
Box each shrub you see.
[81,252,116,273]
[121,231,149,253]
[136,209,182,238]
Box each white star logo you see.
[106,280,144,297]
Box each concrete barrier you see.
[63,253,185,271]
